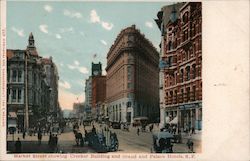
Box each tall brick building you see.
[41,57,59,121]
[92,75,106,120]
[106,25,159,124]
[155,2,202,131]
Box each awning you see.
[169,117,178,124]
[134,116,148,121]
[8,119,17,128]
[8,112,17,118]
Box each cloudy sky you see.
[7,1,171,110]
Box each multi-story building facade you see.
[41,57,59,121]
[106,25,159,124]
[155,2,202,131]
[7,33,59,131]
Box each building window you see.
[18,70,22,82]
[168,41,172,50]
[128,82,133,89]
[175,72,178,84]
[180,69,184,83]
[192,64,196,79]
[168,56,173,66]
[170,91,173,103]
[12,89,16,102]
[186,87,190,101]
[181,89,184,101]
[174,90,177,103]
[18,89,22,103]
[193,86,196,100]
[186,66,190,81]
[12,70,17,82]
[185,51,189,61]
[182,11,189,23]
[33,73,36,85]
[127,66,132,81]
[7,89,10,103]
[7,69,10,82]
[128,93,134,98]
[33,92,36,104]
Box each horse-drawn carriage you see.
[73,128,119,153]
[151,131,174,153]
[85,131,119,152]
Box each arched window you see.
[183,11,189,23]
[175,72,178,84]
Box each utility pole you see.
[24,52,29,130]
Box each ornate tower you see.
[27,32,36,49]
[26,32,38,56]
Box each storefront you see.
[179,102,202,131]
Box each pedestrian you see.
[192,127,195,134]
[150,124,153,132]
[187,139,194,153]
[48,132,52,146]
[55,135,58,146]
[22,130,26,140]
[38,131,42,145]
[43,127,46,136]
[92,125,96,134]
[137,127,140,136]
[15,137,22,153]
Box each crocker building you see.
[155,2,202,131]
[106,25,159,124]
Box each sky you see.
[7,1,171,110]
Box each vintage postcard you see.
[0,0,249,161]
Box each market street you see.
[7,123,201,153]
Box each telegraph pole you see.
[24,52,29,130]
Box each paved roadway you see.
[7,123,201,153]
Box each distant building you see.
[155,2,202,130]
[84,77,92,120]
[92,75,106,120]
[106,25,159,124]
[73,102,84,121]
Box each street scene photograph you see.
[6,1,202,154]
